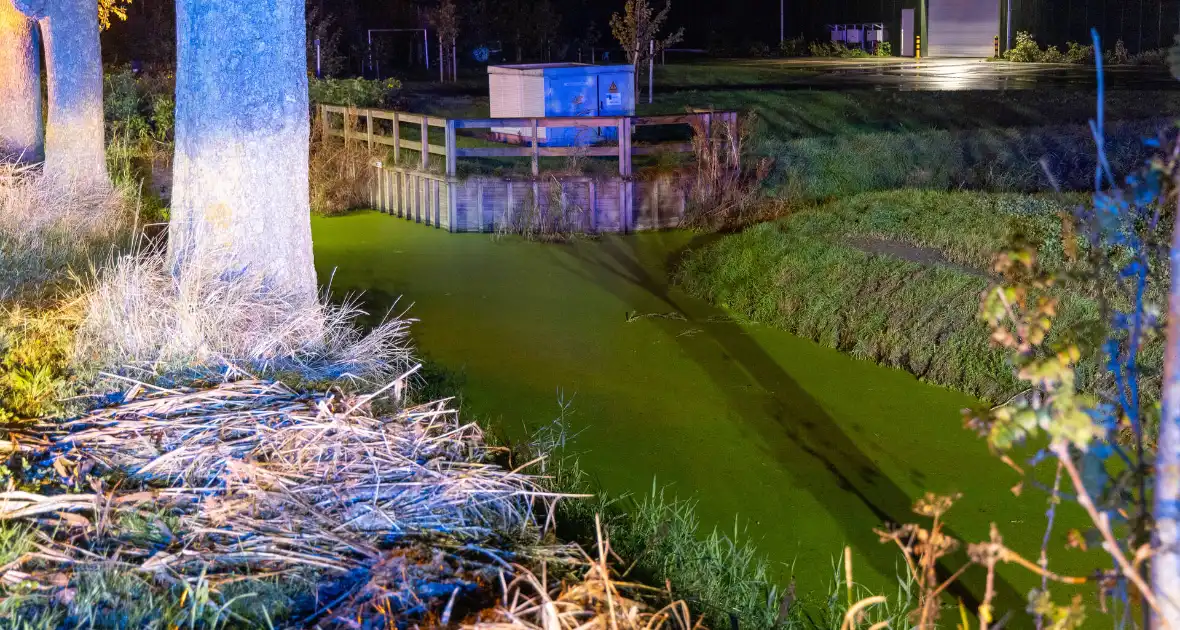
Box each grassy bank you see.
[677,189,1110,402]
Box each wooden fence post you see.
[420,118,430,170]
[319,104,327,142]
[618,117,632,177]
[445,119,458,232]
[445,119,457,176]
[392,111,401,164]
[531,118,539,177]
[365,110,374,151]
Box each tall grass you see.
[74,251,414,384]
[0,163,132,302]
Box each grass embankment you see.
[678,189,1113,402]
[646,89,1175,199]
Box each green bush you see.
[875,41,892,57]
[308,77,402,107]
[1063,41,1094,64]
[0,304,79,421]
[102,66,174,144]
[778,35,806,57]
[808,40,870,58]
[1003,31,1044,62]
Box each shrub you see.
[1003,31,1043,62]
[746,41,771,57]
[778,35,805,57]
[0,303,79,420]
[1112,38,1132,64]
[1063,41,1094,64]
[308,77,402,107]
[875,41,892,57]
[808,40,870,58]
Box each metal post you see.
[780,0,784,43]
[424,29,430,69]
[366,30,372,77]
[1006,0,1013,50]
[315,38,321,78]
[648,40,654,104]
[452,41,457,81]
[439,38,444,82]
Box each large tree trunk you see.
[38,0,107,185]
[1154,196,1180,629]
[0,0,42,163]
[170,0,316,301]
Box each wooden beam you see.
[392,111,400,163]
[454,146,619,158]
[444,120,457,176]
[420,118,430,170]
[530,119,539,177]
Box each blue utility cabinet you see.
[488,63,635,146]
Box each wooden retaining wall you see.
[367,164,688,233]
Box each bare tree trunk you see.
[170,0,316,301]
[38,0,108,185]
[1154,194,1180,630]
[0,0,42,163]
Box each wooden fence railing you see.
[317,104,738,178]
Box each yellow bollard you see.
[916,34,921,59]
[994,35,1000,58]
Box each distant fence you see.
[317,104,737,233]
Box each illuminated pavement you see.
[678,57,1177,90]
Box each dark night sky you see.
[101,0,1180,70]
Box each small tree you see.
[431,0,459,81]
[0,0,42,163]
[307,1,345,77]
[610,0,683,94]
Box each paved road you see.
[675,57,1178,90]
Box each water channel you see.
[312,211,1083,611]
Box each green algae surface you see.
[311,211,1084,609]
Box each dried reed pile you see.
[0,371,564,620]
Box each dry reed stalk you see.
[467,515,702,630]
[683,113,770,230]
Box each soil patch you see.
[845,235,991,278]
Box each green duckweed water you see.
[311,211,1083,610]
